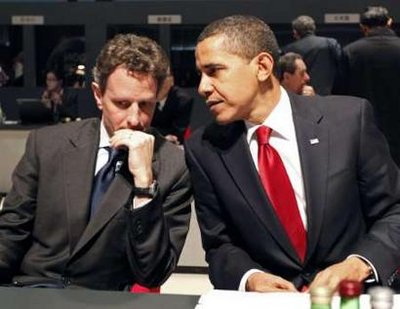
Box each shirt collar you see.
[245,87,294,143]
[99,120,111,148]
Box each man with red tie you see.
[185,15,400,293]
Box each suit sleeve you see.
[0,131,38,282]
[353,100,400,284]
[125,158,192,287]
[185,142,267,290]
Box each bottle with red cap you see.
[339,280,362,309]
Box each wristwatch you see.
[133,180,157,198]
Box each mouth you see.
[206,100,223,109]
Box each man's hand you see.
[309,257,371,292]
[165,134,180,145]
[301,85,316,96]
[246,272,298,292]
[110,129,154,187]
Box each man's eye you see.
[207,68,217,76]
[116,101,130,108]
[139,101,150,109]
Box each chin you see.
[214,114,236,125]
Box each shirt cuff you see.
[239,269,264,291]
[347,254,379,283]
[132,197,152,209]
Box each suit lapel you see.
[216,122,300,261]
[290,94,329,262]
[71,172,133,257]
[63,119,100,253]
[70,128,162,257]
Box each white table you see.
[197,290,398,309]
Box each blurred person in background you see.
[334,6,400,167]
[41,69,79,122]
[151,66,194,144]
[283,15,342,95]
[278,52,315,96]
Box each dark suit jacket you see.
[0,118,192,290]
[335,28,400,166]
[185,94,400,290]
[151,86,194,143]
[283,35,342,95]
[58,87,79,120]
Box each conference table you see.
[2,288,399,309]
[0,287,199,309]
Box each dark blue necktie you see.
[90,147,120,218]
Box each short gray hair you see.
[292,15,316,37]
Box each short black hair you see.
[197,15,280,67]
[361,6,390,27]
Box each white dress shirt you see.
[94,121,112,175]
[239,88,306,291]
[94,122,148,210]
[246,87,307,229]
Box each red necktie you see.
[256,126,306,261]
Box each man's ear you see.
[253,52,274,82]
[282,71,291,82]
[360,24,369,36]
[293,29,299,40]
[91,82,103,110]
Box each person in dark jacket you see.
[283,15,342,95]
[335,6,400,166]
[151,67,193,144]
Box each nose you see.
[304,72,310,83]
[126,103,141,128]
[198,74,213,98]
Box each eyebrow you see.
[200,63,225,71]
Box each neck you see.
[246,77,281,124]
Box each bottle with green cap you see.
[310,286,333,309]
[339,280,362,309]
[368,286,393,309]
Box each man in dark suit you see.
[334,6,400,166]
[185,15,400,293]
[0,34,192,290]
[283,15,342,96]
[151,67,193,144]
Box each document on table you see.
[195,289,400,309]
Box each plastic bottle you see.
[310,286,333,309]
[339,280,362,309]
[368,286,393,309]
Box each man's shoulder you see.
[153,129,185,159]
[31,118,99,146]
[291,94,367,119]
[35,118,98,135]
[284,35,336,52]
[344,36,371,51]
[186,121,245,151]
